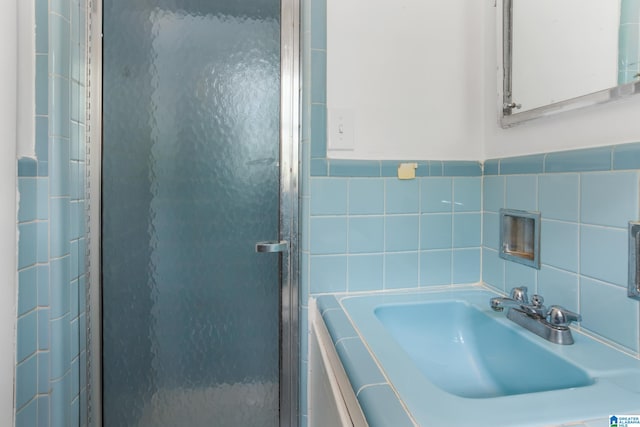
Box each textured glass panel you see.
[102,1,281,426]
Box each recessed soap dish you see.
[499,209,541,269]
[628,222,640,301]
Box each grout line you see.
[480,176,486,286]
[334,336,358,348]
[576,222,628,232]
[450,179,455,283]
[355,382,388,397]
[501,174,507,291]
[417,177,422,287]
[382,178,387,290]
[610,148,614,170]
[345,179,350,292]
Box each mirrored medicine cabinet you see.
[501,0,640,127]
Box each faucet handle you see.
[509,287,529,303]
[531,294,544,308]
[547,305,581,327]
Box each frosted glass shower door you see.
[101,1,283,426]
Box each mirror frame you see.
[501,0,640,128]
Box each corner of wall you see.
[16,0,35,160]
[0,0,18,425]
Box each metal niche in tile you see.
[499,209,541,269]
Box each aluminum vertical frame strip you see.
[280,0,301,425]
[87,0,102,425]
[628,222,640,301]
[88,0,300,426]
[501,0,514,118]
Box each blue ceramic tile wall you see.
[305,175,482,296]
[483,145,640,356]
[303,1,640,425]
[16,1,89,426]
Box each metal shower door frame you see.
[86,0,300,425]
[279,0,301,425]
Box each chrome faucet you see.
[490,287,581,345]
[490,287,547,317]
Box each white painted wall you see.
[326,0,640,161]
[326,0,484,160]
[512,0,619,112]
[485,0,640,159]
[17,0,35,159]
[0,0,18,425]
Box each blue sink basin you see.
[340,287,640,426]
[375,301,594,398]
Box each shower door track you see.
[86,1,301,425]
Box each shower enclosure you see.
[90,0,299,425]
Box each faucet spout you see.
[490,297,519,312]
[490,296,545,317]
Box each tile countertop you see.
[313,284,639,427]
[315,294,415,427]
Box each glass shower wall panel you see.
[102,1,281,425]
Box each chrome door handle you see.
[255,240,289,253]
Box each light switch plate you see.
[327,108,355,151]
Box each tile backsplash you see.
[298,144,640,425]
[298,145,640,427]
[303,170,483,297]
[483,146,640,356]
